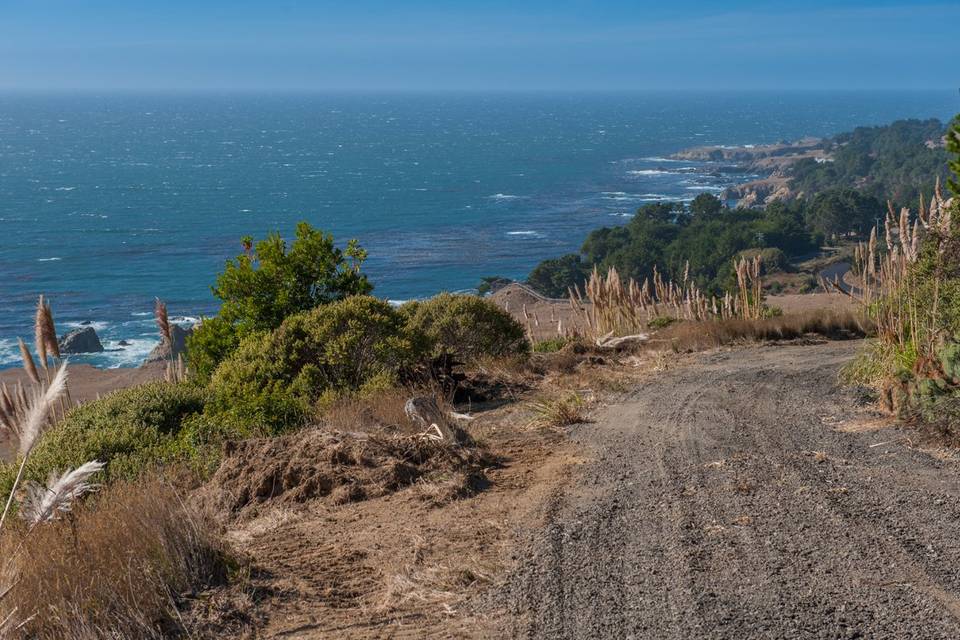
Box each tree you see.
[527,254,587,298]
[214,222,372,332]
[689,193,723,219]
[805,188,883,240]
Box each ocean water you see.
[1,91,957,368]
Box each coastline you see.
[670,137,830,207]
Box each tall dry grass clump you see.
[0,476,229,639]
[0,297,72,457]
[833,180,960,416]
[569,256,766,340]
[836,184,953,354]
[654,308,871,352]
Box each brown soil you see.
[201,429,493,518]
[187,346,659,639]
[0,362,163,404]
[195,412,585,638]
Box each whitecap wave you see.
[684,185,725,191]
[641,157,687,163]
[64,320,109,332]
[37,257,62,262]
[0,339,20,368]
[489,193,523,201]
[627,170,671,176]
[99,338,159,369]
[507,230,543,238]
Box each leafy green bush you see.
[205,296,418,432]
[187,222,372,379]
[533,337,570,353]
[647,316,677,330]
[402,293,529,362]
[185,316,242,381]
[0,382,210,498]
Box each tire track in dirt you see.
[491,341,960,639]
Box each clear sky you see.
[1,0,956,91]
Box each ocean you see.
[1,90,957,368]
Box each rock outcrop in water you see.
[59,326,105,354]
[144,323,193,364]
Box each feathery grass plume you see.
[0,364,69,529]
[154,297,172,347]
[17,364,68,458]
[17,339,40,386]
[20,460,105,527]
[38,298,60,361]
[569,257,765,341]
[33,296,48,371]
[827,187,954,359]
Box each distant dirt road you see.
[493,341,960,639]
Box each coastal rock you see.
[59,326,105,354]
[724,176,794,209]
[144,323,193,364]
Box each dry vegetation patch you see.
[0,476,234,640]
[203,428,495,518]
[648,308,871,352]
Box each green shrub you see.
[402,293,529,362]
[647,316,677,330]
[205,296,418,432]
[186,316,242,381]
[533,337,570,353]
[0,382,209,497]
[188,222,373,378]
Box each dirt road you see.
[493,341,960,639]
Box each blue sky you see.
[0,0,956,90]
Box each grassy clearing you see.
[651,308,872,352]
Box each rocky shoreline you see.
[670,137,831,207]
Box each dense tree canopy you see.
[527,196,819,296]
[789,119,949,205]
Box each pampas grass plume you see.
[17,339,40,386]
[18,364,68,458]
[21,460,105,526]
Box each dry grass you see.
[831,186,953,362]
[569,256,766,340]
[0,476,232,639]
[204,427,494,517]
[378,531,498,615]
[318,387,421,434]
[527,392,590,429]
[649,308,872,352]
